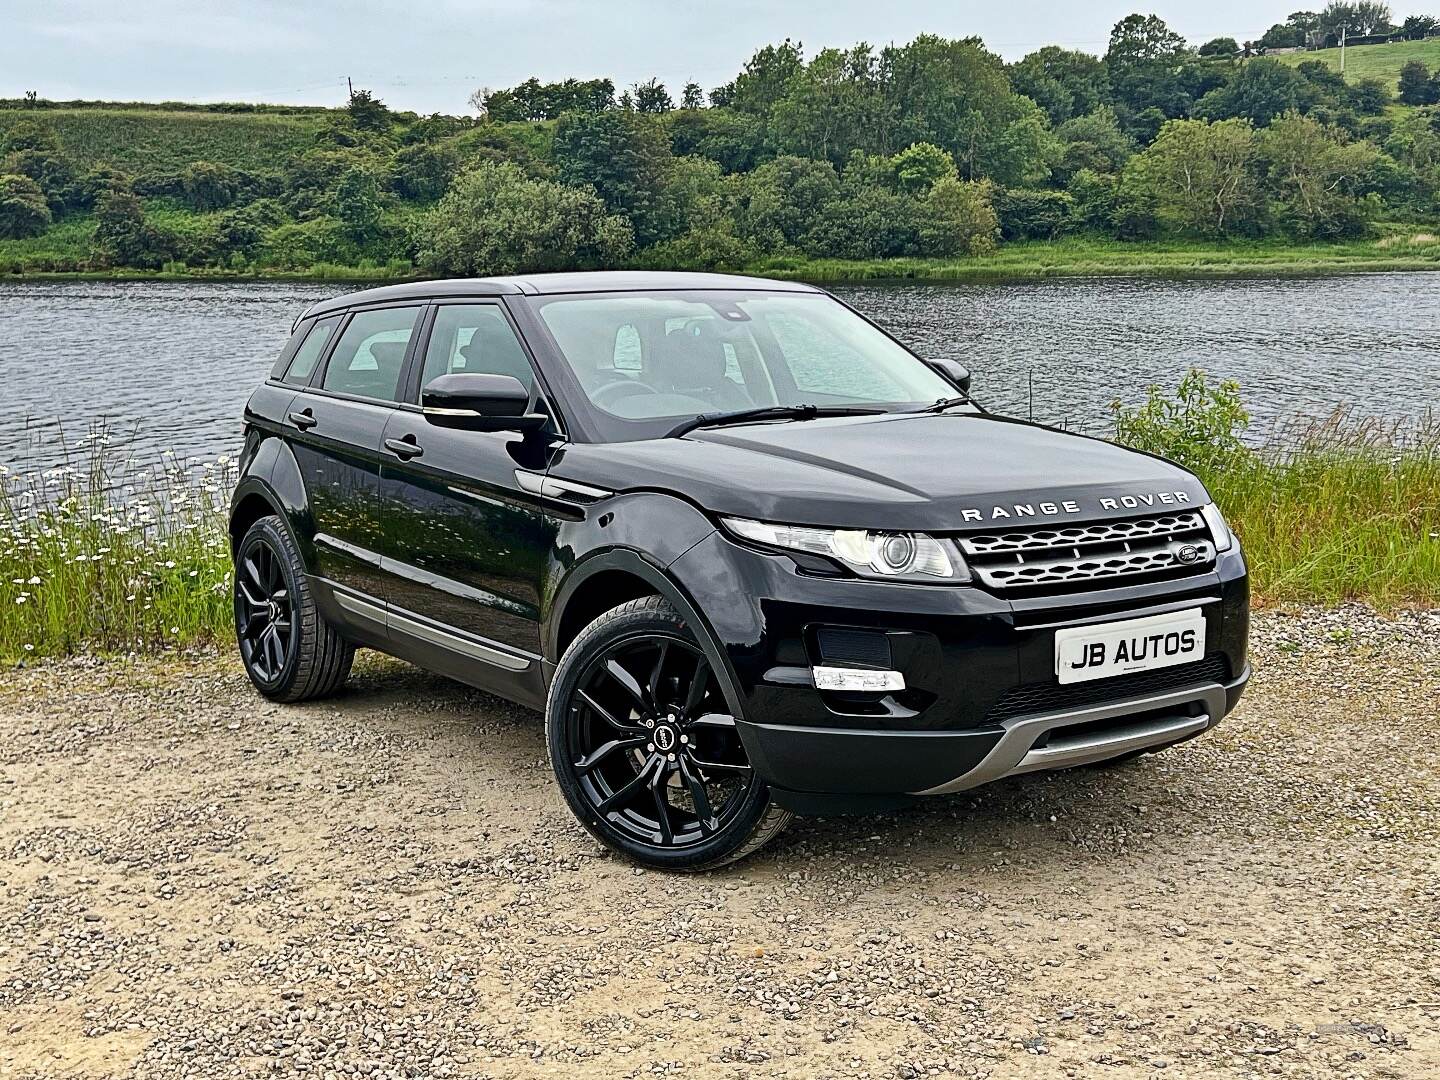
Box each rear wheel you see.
[546,596,790,871]
[234,515,353,702]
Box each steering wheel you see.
[592,378,662,409]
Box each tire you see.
[233,515,353,703]
[545,596,790,871]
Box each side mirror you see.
[422,373,545,432]
[928,359,972,394]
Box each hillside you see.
[0,107,330,172]
[1275,37,1440,88]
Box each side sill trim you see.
[388,608,534,672]
[333,588,387,627]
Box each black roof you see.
[299,271,821,321]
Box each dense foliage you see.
[3,12,1440,276]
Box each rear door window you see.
[282,316,340,386]
[321,306,421,401]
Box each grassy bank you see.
[0,108,327,172]
[7,233,1440,286]
[752,233,1440,283]
[2,385,1436,662]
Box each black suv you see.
[230,272,1249,869]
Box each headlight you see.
[1200,502,1234,552]
[721,517,971,583]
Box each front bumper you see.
[666,529,1251,807]
[739,666,1248,804]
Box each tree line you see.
[2,12,1440,275]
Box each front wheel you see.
[545,596,790,871]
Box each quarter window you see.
[282,316,339,386]
[322,307,420,401]
[420,304,534,391]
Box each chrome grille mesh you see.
[959,510,1215,592]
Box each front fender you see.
[545,492,756,716]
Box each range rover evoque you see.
[230,272,1250,869]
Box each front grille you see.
[958,510,1215,593]
[985,653,1231,725]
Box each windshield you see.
[529,290,955,441]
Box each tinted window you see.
[322,307,420,401]
[283,317,339,386]
[420,304,533,391]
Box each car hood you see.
[549,411,1209,532]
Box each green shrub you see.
[415,160,633,275]
[1111,368,1251,475]
[0,173,52,238]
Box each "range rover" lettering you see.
[959,490,1192,522]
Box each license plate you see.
[1054,609,1206,685]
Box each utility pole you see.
[346,76,353,101]
[1339,24,1347,72]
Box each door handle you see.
[288,409,317,430]
[384,435,424,460]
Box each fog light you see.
[812,666,906,692]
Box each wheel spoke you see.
[648,763,675,845]
[264,624,284,675]
[597,755,658,814]
[237,580,265,610]
[690,712,737,730]
[604,658,651,715]
[574,736,644,773]
[689,754,751,774]
[678,758,716,835]
[648,640,670,710]
[243,555,266,594]
[243,608,268,634]
[577,688,644,734]
[264,547,282,592]
[683,656,709,716]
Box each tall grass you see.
[0,429,234,660]
[1114,372,1440,606]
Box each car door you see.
[287,304,423,600]
[376,301,562,664]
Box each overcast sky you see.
[0,1,1419,114]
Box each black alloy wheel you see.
[547,597,790,870]
[236,536,292,683]
[233,515,353,702]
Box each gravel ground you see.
[1,606,1437,1080]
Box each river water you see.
[0,274,1436,473]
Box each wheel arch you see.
[546,549,750,723]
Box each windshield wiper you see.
[665,404,886,439]
[910,394,983,415]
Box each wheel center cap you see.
[267,600,281,620]
[653,725,677,752]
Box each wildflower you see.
[170,626,179,635]
[23,643,33,651]
[26,576,40,585]
[15,596,26,604]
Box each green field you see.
[1275,37,1440,88]
[0,108,328,172]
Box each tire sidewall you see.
[545,599,776,871]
